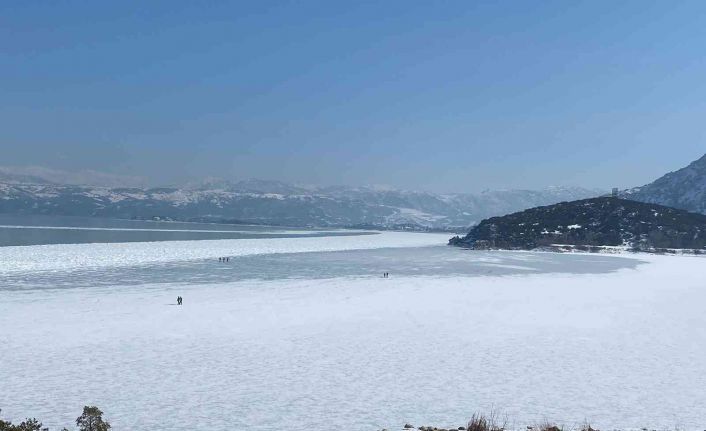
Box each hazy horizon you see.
[0,163,611,193]
[2,1,706,192]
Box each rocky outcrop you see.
[622,153,706,215]
[449,197,706,252]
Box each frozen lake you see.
[0,214,367,247]
[1,225,705,430]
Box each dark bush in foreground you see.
[0,413,47,431]
[0,407,109,431]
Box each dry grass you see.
[467,411,508,431]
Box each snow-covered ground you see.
[1,233,705,430]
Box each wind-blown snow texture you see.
[1,233,706,431]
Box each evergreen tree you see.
[75,407,110,431]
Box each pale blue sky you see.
[1,1,705,192]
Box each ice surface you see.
[1,233,705,430]
[0,231,449,274]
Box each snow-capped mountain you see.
[0,172,603,230]
[622,153,706,214]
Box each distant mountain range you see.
[621,153,706,215]
[0,168,602,230]
[449,197,706,252]
[3,152,703,232]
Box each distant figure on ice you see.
[177,296,182,305]
[218,257,222,262]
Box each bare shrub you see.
[467,411,507,431]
